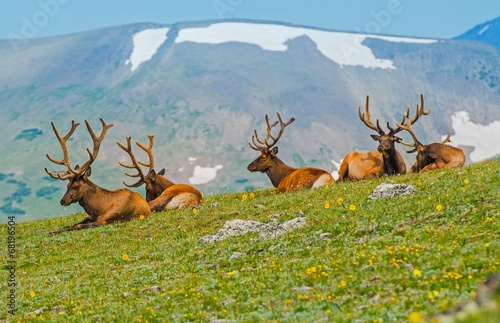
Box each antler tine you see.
[135,134,155,172]
[249,113,294,151]
[116,136,146,187]
[387,105,411,135]
[264,112,295,148]
[78,118,114,174]
[358,95,385,135]
[405,94,431,126]
[45,120,81,180]
[441,132,452,145]
[395,114,423,153]
[249,129,267,151]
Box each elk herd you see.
[45,94,465,234]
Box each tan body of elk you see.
[117,135,202,211]
[396,116,466,173]
[45,119,151,234]
[247,113,335,192]
[338,95,431,180]
[337,151,384,181]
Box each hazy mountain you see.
[455,17,500,47]
[1,19,500,221]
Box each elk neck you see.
[381,145,402,175]
[265,156,297,188]
[156,175,175,191]
[78,180,114,217]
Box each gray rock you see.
[369,183,416,199]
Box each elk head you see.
[247,112,295,173]
[45,118,113,206]
[117,135,174,202]
[358,94,430,175]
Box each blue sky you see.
[1,0,499,40]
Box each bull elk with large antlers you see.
[45,118,151,234]
[247,113,335,192]
[338,94,430,180]
[117,135,202,211]
[396,115,466,173]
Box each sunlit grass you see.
[1,160,499,322]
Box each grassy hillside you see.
[1,160,499,322]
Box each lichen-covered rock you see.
[368,183,416,199]
[199,217,306,244]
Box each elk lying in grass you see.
[117,135,202,211]
[397,115,466,173]
[45,118,151,234]
[247,113,335,192]
[338,94,429,180]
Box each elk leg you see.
[50,216,104,235]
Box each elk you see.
[45,118,151,234]
[116,135,202,211]
[247,113,335,192]
[338,94,430,180]
[396,115,466,173]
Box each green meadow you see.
[1,160,499,322]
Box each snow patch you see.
[189,165,224,185]
[175,22,437,69]
[478,24,490,36]
[449,111,500,162]
[125,28,169,71]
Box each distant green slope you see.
[1,160,499,322]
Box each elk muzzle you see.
[247,162,258,172]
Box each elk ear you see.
[147,169,157,181]
[270,147,278,157]
[370,134,380,141]
[158,168,166,176]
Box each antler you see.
[116,135,155,187]
[440,132,452,145]
[249,113,295,151]
[45,120,81,180]
[358,95,385,135]
[45,118,114,180]
[78,118,114,173]
[395,115,424,153]
[359,94,431,136]
[396,94,432,152]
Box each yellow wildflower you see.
[249,192,255,199]
[436,204,443,211]
[192,207,198,214]
[241,194,248,202]
[413,269,422,277]
[324,202,330,209]
[464,179,470,185]
[139,215,145,220]
[408,312,423,323]
[122,254,129,261]
[349,204,356,211]
[336,198,343,205]
[29,291,35,297]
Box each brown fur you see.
[248,148,335,193]
[55,171,151,234]
[409,143,465,173]
[337,151,384,181]
[148,184,203,211]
